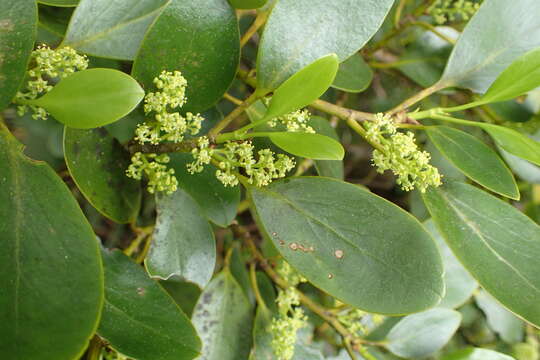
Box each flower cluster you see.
[268,109,315,133]
[188,140,295,187]
[364,113,442,193]
[428,0,480,24]
[126,153,178,194]
[135,71,204,144]
[271,262,308,360]
[16,45,88,120]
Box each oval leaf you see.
[146,189,216,288]
[439,0,540,93]
[423,181,540,327]
[426,126,519,199]
[443,348,515,360]
[63,0,170,60]
[99,249,201,360]
[0,123,103,360]
[29,68,144,129]
[331,54,373,93]
[38,0,78,6]
[480,124,540,166]
[192,271,253,360]
[386,308,462,359]
[309,116,344,179]
[249,177,444,314]
[425,220,478,309]
[480,48,540,104]
[64,127,141,223]
[0,0,36,111]
[263,54,339,120]
[269,132,344,160]
[132,0,240,113]
[475,289,524,344]
[168,153,240,227]
[256,0,394,90]
[228,0,267,9]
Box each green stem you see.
[429,114,481,127]
[389,82,446,115]
[216,131,276,143]
[409,21,456,44]
[207,91,262,140]
[345,118,385,152]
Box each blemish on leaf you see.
[328,274,334,279]
[136,287,145,296]
[334,249,344,259]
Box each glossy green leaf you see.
[498,130,540,184]
[169,153,241,227]
[249,177,444,314]
[479,124,540,166]
[160,280,201,318]
[309,116,344,179]
[0,123,103,360]
[443,348,515,360]
[64,127,141,223]
[256,0,395,90]
[386,308,462,359]
[38,5,72,37]
[426,126,519,199]
[146,189,216,288]
[192,271,253,360]
[331,54,373,93]
[27,68,144,129]
[228,0,267,9]
[475,290,524,344]
[38,0,78,6]
[425,220,477,309]
[269,132,344,160]
[263,54,339,120]
[63,0,169,60]
[0,0,36,111]
[423,181,540,327]
[479,48,540,104]
[99,249,201,360]
[132,0,240,113]
[439,0,540,93]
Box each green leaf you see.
[263,54,339,120]
[423,181,540,327]
[64,127,141,223]
[479,124,540,166]
[63,0,170,60]
[439,0,540,93]
[249,177,444,314]
[331,54,373,93]
[480,48,540,104]
[146,189,216,288]
[256,0,395,90]
[192,271,253,360]
[0,0,37,111]
[309,116,344,179]
[132,0,240,113]
[99,249,201,360]
[475,289,524,344]
[424,220,477,309]
[38,0,78,6]
[169,153,241,227]
[27,68,144,129]
[426,126,519,199]
[268,132,344,160]
[0,123,103,360]
[228,0,267,9]
[442,348,515,360]
[386,308,462,359]
[160,280,201,318]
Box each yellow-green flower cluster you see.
[337,308,367,337]
[126,152,178,194]
[189,140,295,187]
[271,261,308,360]
[428,0,480,24]
[365,113,442,193]
[135,71,204,144]
[16,45,88,120]
[268,109,315,133]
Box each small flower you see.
[187,136,214,174]
[428,0,480,25]
[268,109,315,133]
[16,45,88,120]
[364,113,442,193]
[126,152,178,194]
